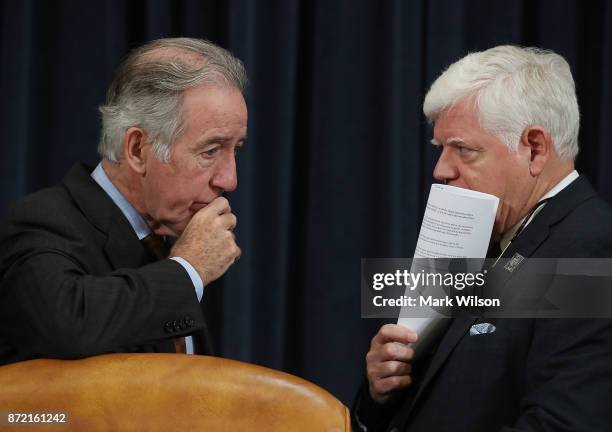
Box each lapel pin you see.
[504,252,525,273]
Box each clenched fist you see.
[366,324,418,404]
[170,197,241,285]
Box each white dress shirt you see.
[500,170,579,251]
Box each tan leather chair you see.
[0,353,351,431]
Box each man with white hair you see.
[0,38,246,363]
[353,46,612,431]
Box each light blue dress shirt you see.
[91,163,203,354]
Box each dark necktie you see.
[140,233,186,354]
[487,241,503,259]
[141,234,169,261]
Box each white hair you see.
[423,45,579,161]
[98,37,247,163]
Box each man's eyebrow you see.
[195,135,238,147]
[446,137,465,145]
[202,136,231,144]
[430,137,467,147]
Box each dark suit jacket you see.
[0,163,213,365]
[353,176,612,432]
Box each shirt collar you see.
[91,162,151,240]
[500,170,579,251]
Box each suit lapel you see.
[407,312,476,415]
[61,163,151,269]
[103,221,150,269]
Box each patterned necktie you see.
[140,234,186,354]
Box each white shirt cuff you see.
[169,256,204,302]
[185,336,195,355]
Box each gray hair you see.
[98,37,247,163]
[423,45,579,161]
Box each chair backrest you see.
[0,353,350,431]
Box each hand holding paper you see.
[397,184,499,357]
[366,324,418,404]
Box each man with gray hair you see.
[353,46,612,431]
[0,38,247,363]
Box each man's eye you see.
[202,147,219,157]
[457,146,474,156]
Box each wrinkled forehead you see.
[432,101,482,132]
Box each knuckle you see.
[373,382,386,395]
[388,361,403,376]
[380,324,393,337]
[395,376,411,390]
[212,215,224,226]
[405,347,415,360]
[383,343,398,359]
[366,365,376,380]
[378,378,394,394]
[388,376,403,389]
[192,210,206,223]
[370,334,378,348]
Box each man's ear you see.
[122,127,149,175]
[520,126,551,177]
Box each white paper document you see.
[398,184,499,355]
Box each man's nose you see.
[211,152,238,192]
[432,148,459,183]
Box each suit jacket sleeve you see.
[0,192,205,361]
[352,377,398,432]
